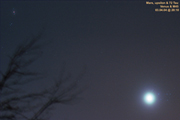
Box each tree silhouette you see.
[0,31,86,120]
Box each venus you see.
[144,92,156,105]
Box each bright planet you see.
[144,92,156,105]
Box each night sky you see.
[1,1,180,120]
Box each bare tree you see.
[0,31,86,120]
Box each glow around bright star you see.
[144,92,156,105]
